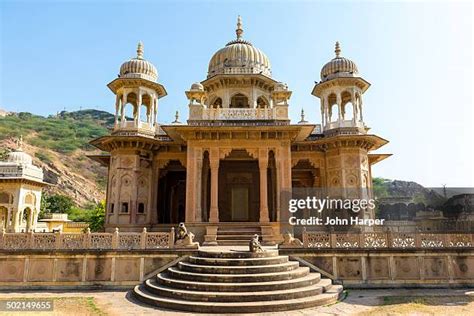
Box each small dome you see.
[7,150,33,165]
[320,42,359,81]
[275,82,288,91]
[208,16,271,78]
[190,82,204,91]
[119,42,158,82]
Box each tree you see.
[372,177,389,198]
[88,200,105,232]
[43,194,75,214]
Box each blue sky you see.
[0,0,472,187]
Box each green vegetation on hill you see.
[0,110,113,153]
[372,177,390,198]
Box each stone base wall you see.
[0,249,473,289]
[0,250,194,289]
[280,249,474,288]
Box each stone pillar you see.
[136,92,142,125]
[154,98,159,126]
[113,167,121,224]
[146,159,155,224]
[114,95,120,127]
[320,99,325,126]
[202,160,209,222]
[259,149,269,223]
[351,91,357,123]
[185,147,196,223]
[209,149,219,223]
[336,93,342,122]
[195,153,203,222]
[121,94,127,123]
[6,208,11,231]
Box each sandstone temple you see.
[89,16,390,243]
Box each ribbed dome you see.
[7,150,32,165]
[320,42,359,81]
[119,42,158,82]
[190,82,204,91]
[208,16,271,78]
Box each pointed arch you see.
[230,93,249,108]
[256,96,269,109]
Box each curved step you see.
[188,255,289,266]
[167,266,310,283]
[144,278,325,302]
[198,250,279,259]
[133,284,343,313]
[217,235,258,240]
[178,261,300,274]
[217,240,254,246]
[156,272,320,292]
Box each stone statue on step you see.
[249,234,264,252]
[174,222,199,249]
[279,231,303,248]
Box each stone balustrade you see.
[0,228,174,250]
[324,119,365,130]
[302,231,473,249]
[202,107,277,120]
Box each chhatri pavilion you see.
[90,17,390,243]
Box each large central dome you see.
[207,16,271,78]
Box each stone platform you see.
[132,248,343,313]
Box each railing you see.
[202,108,277,120]
[113,120,156,136]
[209,66,271,77]
[302,231,473,249]
[324,120,365,130]
[0,228,174,250]
[0,165,43,180]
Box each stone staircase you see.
[132,249,343,313]
[216,226,261,245]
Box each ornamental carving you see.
[328,157,340,168]
[121,157,133,168]
[344,156,359,168]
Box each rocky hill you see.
[373,178,446,206]
[0,110,113,206]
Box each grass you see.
[357,295,474,316]
[0,297,106,315]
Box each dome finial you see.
[137,41,144,59]
[298,109,308,124]
[172,110,182,124]
[335,41,341,58]
[17,135,23,151]
[236,15,243,39]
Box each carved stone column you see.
[136,92,142,125]
[185,147,196,223]
[259,149,269,223]
[336,93,342,122]
[209,149,220,223]
[114,95,120,127]
[195,155,203,222]
[121,94,127,123]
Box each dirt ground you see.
[0,288,473,315]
